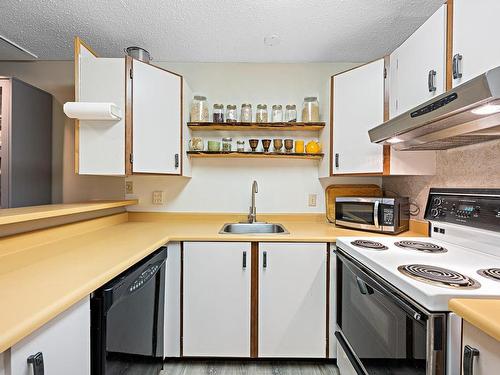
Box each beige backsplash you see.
[383,139,500,219]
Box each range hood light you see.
[387,137,403,144]
[471,104,500,116]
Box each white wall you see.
[127,62,381,213]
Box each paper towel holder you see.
[63,102,122,121]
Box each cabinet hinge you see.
[129,68,133,79]
[129,153,133,164]
[384,67,387,79]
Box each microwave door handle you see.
[373,200,380,229]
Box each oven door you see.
[335,198,382,231]
[335,248,446,375]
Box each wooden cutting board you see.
[325,184,383,223]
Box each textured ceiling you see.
[0,0,443,62]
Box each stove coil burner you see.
[394,240,447,253]
[398,264,480,289]
[477,268,500,282]
[350,240,388,251]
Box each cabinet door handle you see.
[335,153,339,168]
[242,251,247,269]
[463,345,479,375]
[27,352,44,375]
[453,53,463,79]
[263,251,267,268]
[174,153,179,169]
[428,69,437,92]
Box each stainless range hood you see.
[369,66,500,151]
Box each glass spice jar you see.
[236,140,245,152]
[272,105,283,122]
[255,104,268,123]
[222,137,233,151]
[213,104,224,123]
[285,104,297,122]
[190,95,209,122]
[240,103,252,122]
[302,97,320,122]
[226,105,238,123]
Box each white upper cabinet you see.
[332,59,385,175]
[389,4,447,117]
[259,243,327,358]
[183,242,252,357]
[74,37,185,176]
[452,0,500,87]
[131,59,182,175]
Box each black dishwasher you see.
[91,246,167,375]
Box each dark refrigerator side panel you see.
[9,78,52,207]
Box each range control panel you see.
[425,188,500,231]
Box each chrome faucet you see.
[248,180,258,223]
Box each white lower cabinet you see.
[6,297,90,375]
[258,243,327,358]
[461,321,500,375]
[183,242,252,357]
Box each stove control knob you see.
[433,197,442,206]
[431,208,440,218]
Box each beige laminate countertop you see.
[449,299,500,341]
[0,200,138,225]
[0,211,427,353]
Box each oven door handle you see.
[338,252,424,321]
[373,200,380,229]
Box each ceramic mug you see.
[262,139,272,152]
[273,139,283,152]
[207,140,221,152]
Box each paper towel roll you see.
[63,102,122,120]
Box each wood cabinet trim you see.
[74,37,99,175]
[125,56,133,176]
[250,242,259,358]
[446,0,454,91]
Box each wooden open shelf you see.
[187,151,324,160]
[188,122,325,131]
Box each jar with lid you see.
[236,140,245,152]
[255,104,268,123]
[272,105,283,122]
[190,95,209,122]
[285,104,297,122]
[302,97,320,122]
[222,137,233,152]
[240,103,252,122]
[213,104,224,123]
[226,105,238,123]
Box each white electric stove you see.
[334,188,500,375]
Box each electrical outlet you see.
[308,194,317,207]
[125,181,133,194]
[152,191,165,205]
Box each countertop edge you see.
[449,299,500,342]
[0,200,138,226]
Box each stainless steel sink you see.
[219,222,289,234]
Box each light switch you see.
[152,191,165,205]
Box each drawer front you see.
[462,321,500,375]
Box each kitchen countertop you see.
[0,200,138,225]
[0,211,427,353]
[449,299,500,341]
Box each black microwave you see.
[335,197,409,234]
